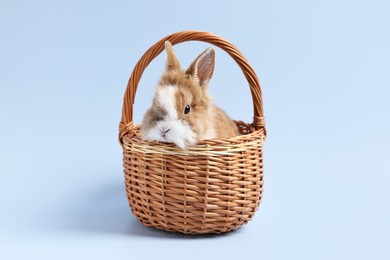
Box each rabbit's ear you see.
[165,41,181,71]
[186,47,215,87]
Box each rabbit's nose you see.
[163,128,171,134]
[161,128,170,138]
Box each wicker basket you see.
[119,30,266,234]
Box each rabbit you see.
[141,41,239,149]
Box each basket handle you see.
[119,30,266,138]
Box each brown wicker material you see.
[119,30,266,234]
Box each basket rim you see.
[120,122,265,156]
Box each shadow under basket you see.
[119,30,267,234]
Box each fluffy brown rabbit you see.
[141,41,239,148]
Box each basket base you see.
[131,209,252,235]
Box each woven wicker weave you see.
[119,30,266,234]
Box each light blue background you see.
[1,0,389,259]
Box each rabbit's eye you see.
[184,105,190,114]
